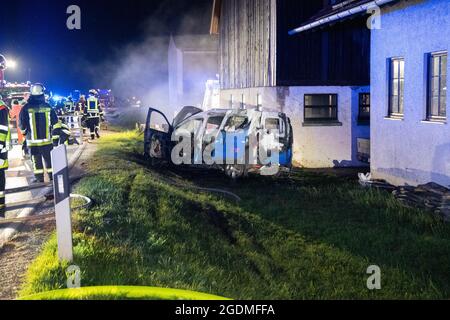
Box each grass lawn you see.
[20,131,450,299]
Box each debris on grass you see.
[393,183,450,222]
[359,173,450,222]
[358,173,396,192]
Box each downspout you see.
[288,0,396,35]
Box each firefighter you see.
[78,95,86,113]
[0,95,11,218]
[19,83,58,183]
[78,95,87,134]
[52,119,72,146]
[65,96,75,115]
[10,99,25,144]
[20,93,31,158]
[84,90,103,140]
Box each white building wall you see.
[220,86,370,168]
[371,0,450,186]
[168,36,219,111]
[168,37,184,111]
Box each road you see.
[4,144,78,219]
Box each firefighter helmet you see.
[30,83,46,96]
[89,89,98,97]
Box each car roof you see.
[176,107,287,127]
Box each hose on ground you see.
[156,171,242,202]
[0,194,93,225]
[70,193,93,210]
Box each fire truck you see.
[0,82,31,107]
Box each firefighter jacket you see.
[65,100,76,114]
[52,121,72,146]
[19,95,58,147]
[0,100,11,170]
[84,97,104,119]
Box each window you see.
[358,93,370,123]
[388,58,405,117]
[224,116,249,132]
[149,112,170,133]
[265,117,286,136]
[427,52,447,121]
[304,94,338,123]
[177,118,203,136]
[265,118,280,131]
[205,116,224,135]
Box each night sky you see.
[0,0,212,94]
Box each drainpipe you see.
[288,0,397,35]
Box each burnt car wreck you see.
[144,106,293,178]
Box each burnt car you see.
[144,106,293,178]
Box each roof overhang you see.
[210,0,222,35]
[288,0,398,36]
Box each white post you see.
[51,144,73,262]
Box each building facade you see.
[371,0,449,186]
[212,0,371,167]
[168,35,219,110]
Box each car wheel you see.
[225,165,245,179]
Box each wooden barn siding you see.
[219,0,276,90]
[276,0,371,86]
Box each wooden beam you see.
[210,0,222,35]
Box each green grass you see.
[20,286,229,300]
[20,131,450,299]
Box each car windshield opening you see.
[206,116,225,134]
[224,116,249,132]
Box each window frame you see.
[427,51,447,122]
[303,94,339,124]
[388,57,405,118]
[358,93,370,124]
[177,118,204,136]
[205,116,225,135]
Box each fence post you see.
[51,144,73,262]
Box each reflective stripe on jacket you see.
[65,101,75,113]
[19,96,58,148]
[85,97,104,118]
[52,121,71,145]
[0,104,10,169]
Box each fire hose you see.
[0,194,92,225]
[0,175,93,225]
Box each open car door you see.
[144,108,173,162]
[261,112,293,167]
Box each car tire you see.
[225,164,245,180]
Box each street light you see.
[5,58,17,69]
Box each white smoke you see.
[90,0,213,126]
